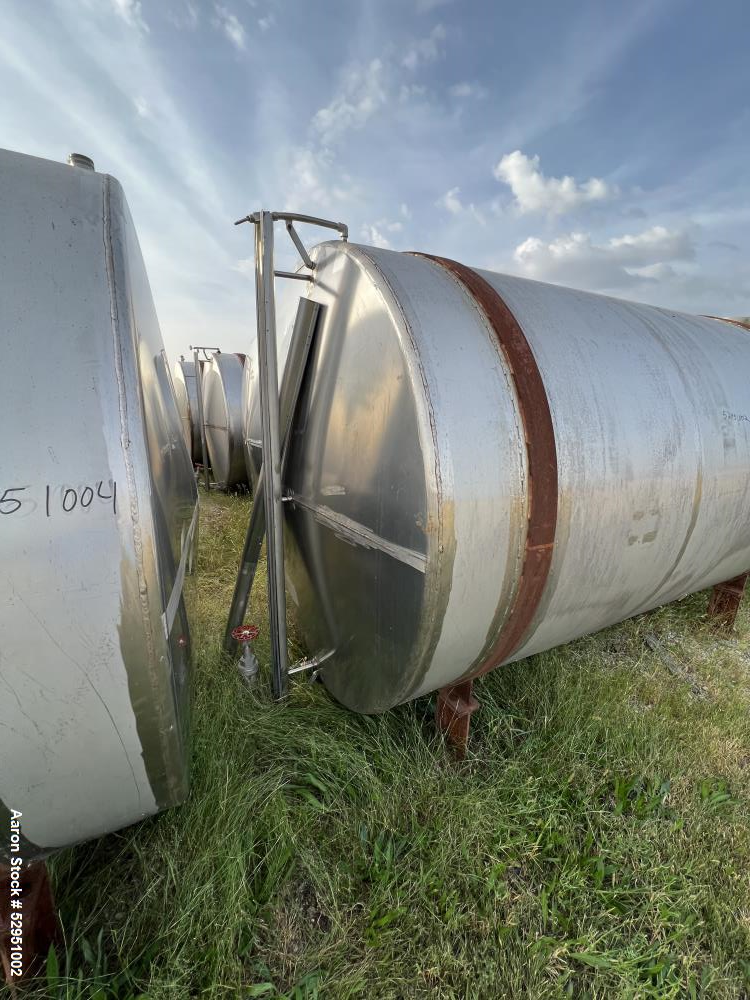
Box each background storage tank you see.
[281,242,750,714]
[242,322,295,490]
[173,356,202,462]
[202,352,248,490]
[0,147,198,862]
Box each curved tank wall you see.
[203,352,248,490]
[0,148,198,862]
[282,242,750,715]
[173,357,201,462]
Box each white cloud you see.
[400,203,412,220]
[360,217,406,249]
[258,13,275,31]
[494,150,616,215]
[436,186,486,225]
[111,0,148,31]
[213,5,246,50]
[168,2,199,29]
[402,24,446,71]
[607,226,694,264]
[437,186,463,215]
[312,59,387,145]
[513,226,695,291]
[133,96,151,118]
[361,224,392,249]
[398,83,427,103]
[449,81,487,99]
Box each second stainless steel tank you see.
[281,242,750,714]
[202,352,248,489]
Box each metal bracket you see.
[226,207,347,700]
[236,211,347,285]
[707,572,748,630]
[189,344,220,491]
[436,680,479,759]
[288,648,335,676]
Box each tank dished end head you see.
[67,153,95,171]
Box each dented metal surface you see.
[0,148,197,862]
[282,241,750,714]
[202,352,248,489]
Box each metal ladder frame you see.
[225,211,347,699]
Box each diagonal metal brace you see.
[223,298,322,669]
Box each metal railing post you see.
[255,211,289,698]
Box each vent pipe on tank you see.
[67,152,95,171]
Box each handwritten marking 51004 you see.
[0,480,117,518]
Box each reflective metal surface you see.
[0,147,198,861]
[242,318,295,490]
[202,352,248,490]
[241,340,262,489]
[283,242,750,714]
[173,357,201,461]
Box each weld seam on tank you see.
[415,253,559,678]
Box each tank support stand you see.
[228,210,347,700]
[1,861,60,983]
[707,572,748,630]
[436,680,479,758]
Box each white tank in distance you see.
[202,352,248,490]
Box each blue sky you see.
[1,0,748,362]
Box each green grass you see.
[8,490,750,999]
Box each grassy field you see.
[8,489,750,999]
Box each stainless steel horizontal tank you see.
[173,357,201,462]
[0,148,198,862]
[281,242,750,714]
[203,352,248,490]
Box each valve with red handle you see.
[231,624,260,686]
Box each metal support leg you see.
[1,861,60,983]
[229,209,346,694]
[223,298,321,658]
[707,572,748,631]
[255,211,289,698]
[436,679,479,759]
[193,348,211,492]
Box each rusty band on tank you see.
[416,254,558,677]
[703,316,750,333]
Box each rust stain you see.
[416,253,558,679]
